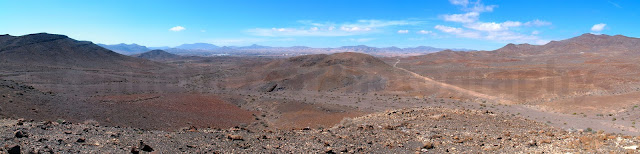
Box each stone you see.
[227,134,244,141]
[140,142,154,152]
[527,140,537,147]
[15,130,29,138]
[325,147,335,154]
[7,145,21,154]
[142,145,154,152]
[423,142,434,149]
[131,146,140,154]
[187,126,198,132]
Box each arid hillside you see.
[133,49,181,61]
[226,52,497,102]
[0,33,259,131]
[239,52,393,93]
[0,33,164,70]
[394,33,640,113]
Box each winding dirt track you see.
[393,58,507,103]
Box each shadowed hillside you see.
[246,52,393,93]
[0,33,164,70]
[133,49,181,61]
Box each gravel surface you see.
[3,107,640,153]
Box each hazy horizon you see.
[2,0,638,50]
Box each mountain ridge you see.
[0,33,165,70]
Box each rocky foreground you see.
[2,107,640,153]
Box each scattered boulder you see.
[131,146,140,154]
[140,141,154,152]
[187,126,198,132]
[77,137,86,143]
[325,147,335,154]
[15,130,29,138]
[527,140,537,147]
[423,142,435,149]
[7,145,21,154]
[227,134,244,141]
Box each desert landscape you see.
[3,0,640,153]
[3,32,640,153]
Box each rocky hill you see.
[228,52,485,100]
[495,33,640,56]
[0,33,164,70]
[133,50,181,61]
[395,33,640,111]
[245,52,394,93]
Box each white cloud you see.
[248,19,418,37]
[449,0,469,6]
[450,0,497,13]
[608,1,622,8]
[502,21,522,27]
[342,19,419,28]
[465,21,521,32]
[169,26,185,32]
[417,30,433,34]
[435,25,548,45]
[272,28,289,32]
[442,12,479,23]
[435,25,462,33]
[397,30,409,34]
[467,4,497,13]
[340,26,372,32]
[435,25,481,38]
[524,19,552,26]
[200,30,206,33]
[297,20,328,27]
[591,23,606,32]
[437,0,551,45]
[465,22,503,31]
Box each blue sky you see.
[1,0,638,50]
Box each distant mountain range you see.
[98,42,473,57]
[97,43,150,55]
[411,33,640,61]
[175,43,220,50]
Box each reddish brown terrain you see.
[3,33,640,153]
[393,34,640,110]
